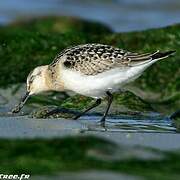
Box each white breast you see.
[60,61,154,98]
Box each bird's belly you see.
[61,66,147,98]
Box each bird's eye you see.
[37,71,41,76]
[29,75,35,84]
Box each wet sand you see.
[0,116,179,151]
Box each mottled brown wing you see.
[61,44,128,75]
[52,44,157,75]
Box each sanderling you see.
[12,43,175,126]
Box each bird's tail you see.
[151,50,176,61]
[127,50,176,67]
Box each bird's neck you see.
[45,64,65,92]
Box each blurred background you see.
[0,0,180,32]
[0,1,180,180]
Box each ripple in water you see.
[80,114,177,133]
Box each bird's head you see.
[12,65,50,113]
[26,65,50,95]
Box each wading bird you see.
[12,44,175,127]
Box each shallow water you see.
[0,110,177,134]
[0,115,180,151]
[0,0,180,32]
[80,115,176,133]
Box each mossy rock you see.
[171,110,180,131]
[30,106,78,119]
[29,91,153,119]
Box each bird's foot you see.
[100,117,107,131]
[11,105,21,114]
[73,114,81,120]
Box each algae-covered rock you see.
[0,17,179,115]
[30,91,153,119]
[30,106,78,119]
[171,110,180,131]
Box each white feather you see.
[61,60,155,98]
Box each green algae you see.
[0,17,111,87]
[113,91,153,112]
[0,136,180,180]
[29,91,153,119]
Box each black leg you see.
[100,91,113,127]
[73,98,102,120]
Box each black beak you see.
[12,91,30,113]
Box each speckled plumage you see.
[50,43,157,76]
[12,43,175,126]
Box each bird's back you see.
[50,44,136,75]
[48,44,175,98]
[50,43,173,76]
